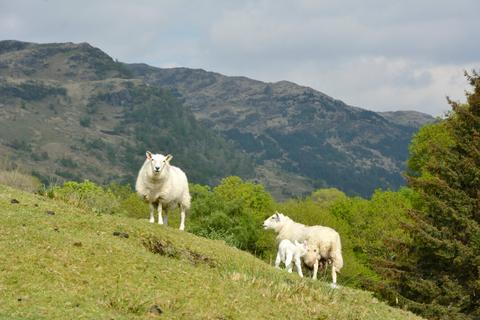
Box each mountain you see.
[127,64,435,198]
[378,111,437,128]
[0,40,254,187]
[0,40,435,198]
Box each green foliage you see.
[0,80,66,101]
[107,182,148,219]
[31,151,49,162]
[188,177,275,255]
[57,157,78,169]
[50,180,120,215]
[45,180,148,219]
[8,139,32,152]
[407,121,455,176]
[117,84,255,185]
[311,188,347,204]
[389,72,480,319]
[79,115,91,127]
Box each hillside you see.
[0,40,435,198]
[128,65,435,198]
[0,183,423,319]
[0,40,254,187]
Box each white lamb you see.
[263,211,343,287]
[275,239,308,277]
[135,151,191,231]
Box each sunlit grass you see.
[0,184,422,319]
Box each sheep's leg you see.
[179,205,186,231]
[285,253,293,273]
[331,264,337,287]
[295,257,303,278]
[312,259,319,280]
[163,211,169,226]
[149,203,155,223]
[157,205,164,225]
[274,251,282,269]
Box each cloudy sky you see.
[1,0,479,116]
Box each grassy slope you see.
[0,185,422,320]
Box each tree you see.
[393,72,480,319]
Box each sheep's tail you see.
[331,233,343,272]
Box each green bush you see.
[51,180,121,214]
[79,116,91,127]
[188,177,275,256]
[107,183,148,219]
[44,180,148,219]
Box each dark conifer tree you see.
[394,72,480,319]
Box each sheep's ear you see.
[164,154,173,163]
[146,151,153,160]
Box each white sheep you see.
[263,211,343,287]
[135,151,191,231]
[275,239,309,277]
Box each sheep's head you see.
[262,211,284,230]
[146,151,172,175]
[303,243,321,267]
[294,240,308,257]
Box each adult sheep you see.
[263,211,343,287]
[135,151,191,231]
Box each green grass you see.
[0,184,422,319]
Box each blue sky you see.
[1,0,479,116]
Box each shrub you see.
[79,116,91,127]
[57,157,78,168]
[188,177,275,256]
[51,180,121,214]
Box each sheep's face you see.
[263,211,284,230]
[303,243,321,267]
[146,151,172,175]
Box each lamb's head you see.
[303,242,321,267]
[262,211,286,231]
[146,151,172,175]
[294,240,308,257]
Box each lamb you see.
[275,239,309,277]
[263,211,343,287]
[135,151,191,231]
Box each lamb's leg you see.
[274,251,282,269]
[149,203,155,223]
[157,205,164,225]
[179,205,186,231]
[295,257,303,277]
[312,259,319,280]
[285,253,293,273]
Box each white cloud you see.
[0,0,478,116]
